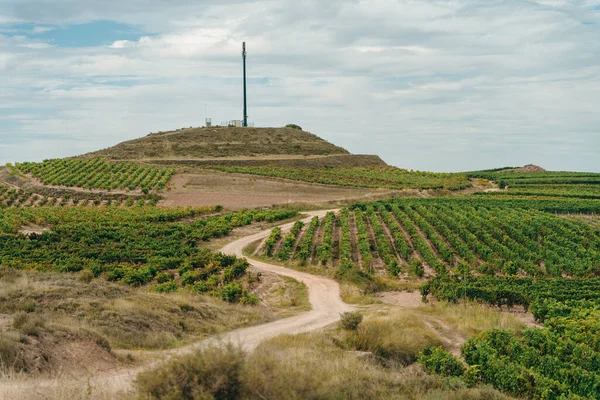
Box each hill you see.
[86,126,353,160]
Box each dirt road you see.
[0,210,352,399]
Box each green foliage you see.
[264,227,282,257]
[469,170,600,200]
[419,346,465,377]
[285,124,302,130]
[296,216,319,263]
[16,158,175,192]
[317,212,335,265]
[208,166,472,191]
[424,270,600,398]
[276,221,304,261]
[0,206,296,304]
[0,184,154,210]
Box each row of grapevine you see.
[316,212,335,265]
[15,158,175,192]
[365,205,399,275]
[264,227,282,256]
[296,216,319,263]
[353,209,373,272]
[0,186,157,209]
[277,221,304,261]
[339,209,353,272]
[389,204,444,273]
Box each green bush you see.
[153,282,178,293]
[123,266,156,286]
[419,346,466,377]
[285,124,302,130]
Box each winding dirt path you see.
[0,210,352,399]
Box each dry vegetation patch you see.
[136,309,515,400]
[0,267,300,358]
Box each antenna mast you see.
[242,42,248,127]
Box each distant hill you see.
[500,164,546,173]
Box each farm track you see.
[0,210,353,399]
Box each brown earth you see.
[159,169,399,210]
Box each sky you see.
[0,0,599,172]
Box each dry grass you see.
[136,311,515,400]
[0,267,281,351]
[85,127,350,160]
[419,302,527,338]
[343,310,444,365]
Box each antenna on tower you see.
[242,42,248,128]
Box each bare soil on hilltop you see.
[84,127,351,160]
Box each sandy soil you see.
[159,170,398,209]
[375,291,425,308]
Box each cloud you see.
[0,0,599,171]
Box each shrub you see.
[340,311,363,331]
[123,266,156,286]
[21,300,37,313]
[136,344,245,399]
[419,346,466,377]
[153,282,178,293]
[12,312,46,337]
[285,124,302,130]
[78,269,94,283]
[156,272,174,284]
[0,333,26,373]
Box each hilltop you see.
[87,127,341,159]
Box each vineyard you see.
[205,166,473,191]
[0,185,159,209]
[257,198,600,279]
[470,170,600,200]
[422,275,600,398]
[15,158,175,193]
[0,206,297,303]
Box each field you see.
[205,165,473,191]
[470,169,600,200]
[0,186,157,209]
[257,198,600,278]
[0,206,296,303]
[158,169,401,210]
[15,158,175,193]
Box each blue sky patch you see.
[3,20,150,47]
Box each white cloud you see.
[0,0,599,171]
